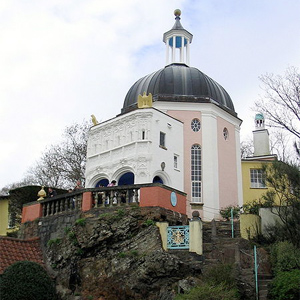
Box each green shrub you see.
[269,269,300,300]
[47,238,61,247]
[204,263,237,291]
[143,219,155,227]
[220,206,240,221]
[175,282,239,300]
[75,218,86,226]
[0,261,57,300]
[271,241,300,273]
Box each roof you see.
[122,63,235,115]
[0,236,44,274]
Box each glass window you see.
[191,118,201,132]
[250,169,266,188]
[223,128,229,140]
[174,155,178,169]
[160,131,166,148]
[191,144,202,202]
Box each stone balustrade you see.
[22,183,187,223]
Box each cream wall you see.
[0,198,9,236]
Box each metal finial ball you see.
[174,9,181,17]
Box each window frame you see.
[250,168,266,188]
[191,144,202,202]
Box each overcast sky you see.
[1,0,300,189]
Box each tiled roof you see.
[0,236,44,274]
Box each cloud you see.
[1,0,300,188]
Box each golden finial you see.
[138,92,153,108]
[174,9,181,17]
[37,186,46,201]
[91,114,98,125]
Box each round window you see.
[191,118,201,132]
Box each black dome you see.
[122,63,235,114]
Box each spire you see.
[253,113,270,156]
[163,10,193,66]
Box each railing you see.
[41,192,83,217]
[22,183,187,222]
[167,225,190,250]
[92,186,140,208]
[40,185,141,217]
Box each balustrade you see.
[39,186,141,218]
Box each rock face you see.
[45,206,199,300]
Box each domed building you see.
[85,10,243,220]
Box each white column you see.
[172,37,175,63]
[166,38,170,65]
[180,36,184,62]
[186,40,190,65]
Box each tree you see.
[262,161,300,247]
[254,66,300,140]
[27,120,90,189]
[0,261,57,300]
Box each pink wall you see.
[217,117,239,208]
[166,110,202,209]
[140,186,186,215]
[22,203,42,223]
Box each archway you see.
[95,178,109,187]
[118,172,134,186]
[153,176,164,184]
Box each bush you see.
[0,261,57,300]
[175,282,239,300]
[270,241,300,273]
[220,206,240,221]
[204,263,237,291]
[269,269,300,300]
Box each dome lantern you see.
[163,10,193,66]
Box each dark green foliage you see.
[47,238,61,247]
[270,241,300,274]
[220,205,240,221]
[0,261,57,300]
[143,219,155,226]
[75,218,86,226]
[205,263,238,291]
[269,270,300,300]
[175,264,239,300]
[175,282,239,300]
[261,161,300,247]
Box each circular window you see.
[223,128,229,140]
[191,118,201,132]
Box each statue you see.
[91,114,98,125]
[37,186,46,201]
[138,92,153,108]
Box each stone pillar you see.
[156,222,169,251]
[189,212,203,255]
[82,192,93,211]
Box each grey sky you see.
[1,0,300,188]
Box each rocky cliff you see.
[42,206,204,300]
[20,206,263,300]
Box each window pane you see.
[250,169,266,188]
[191,144,202,202]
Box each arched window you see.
[96,178,109,187]
[118,172,134,186]
[153,176,164,184]
[191,144,201,202]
